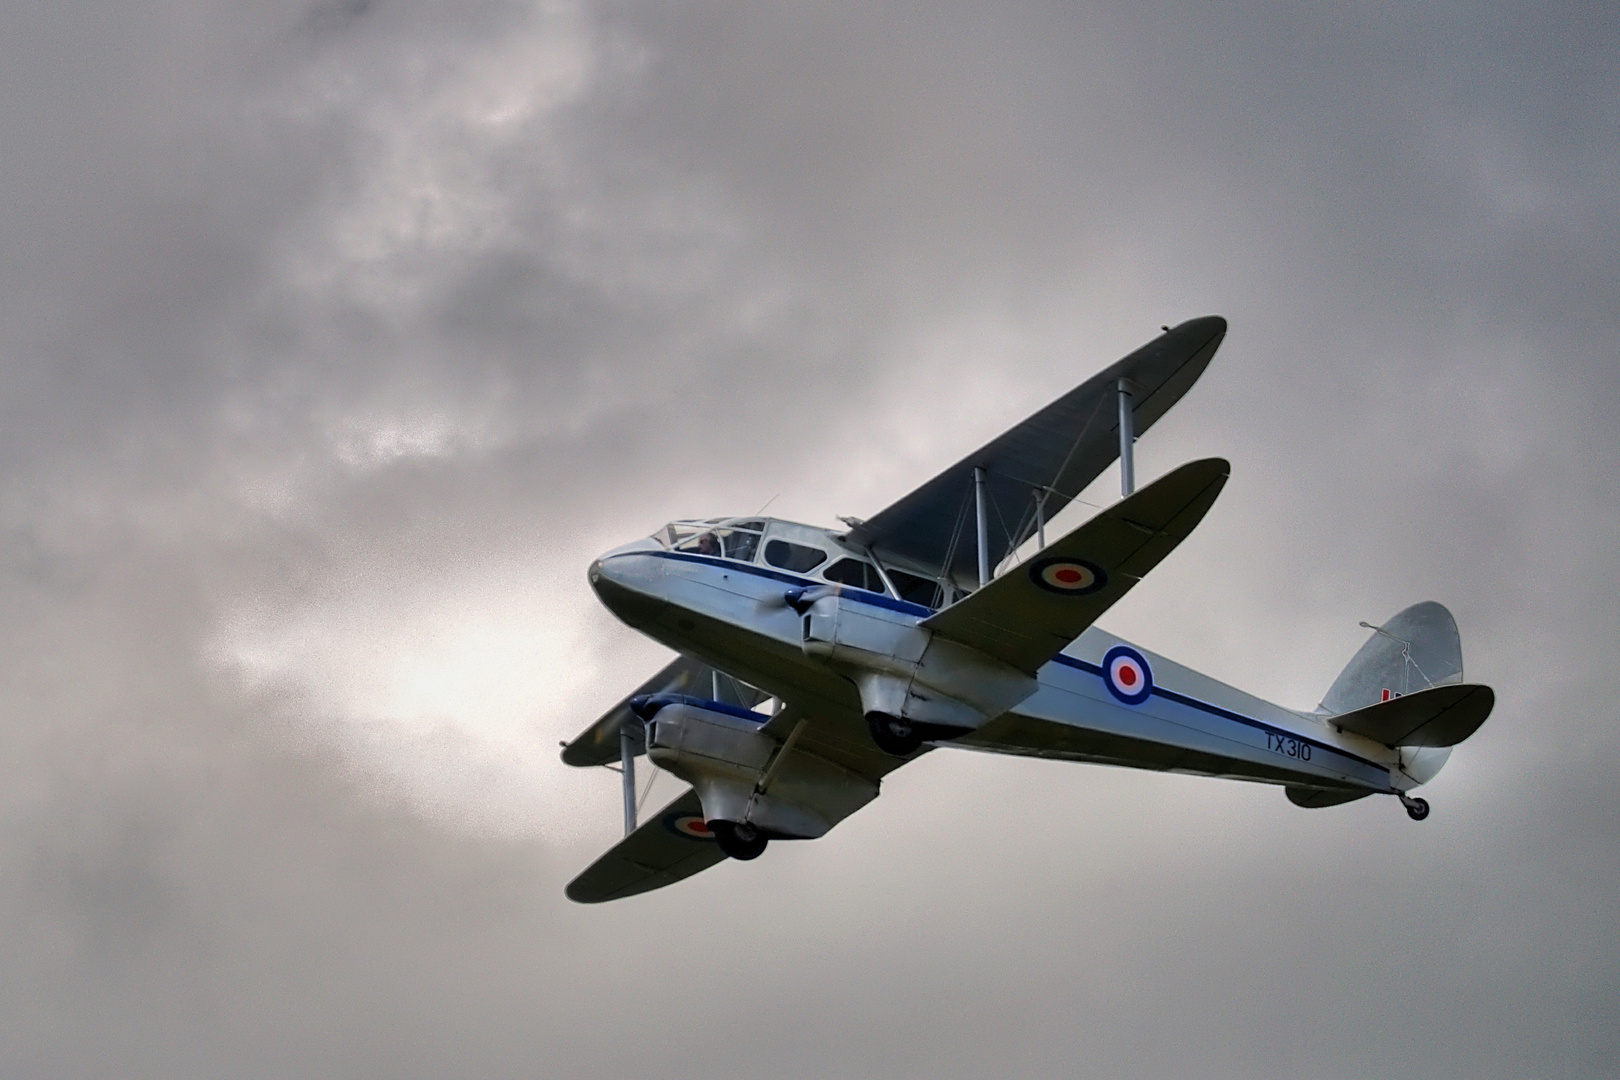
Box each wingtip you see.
[564,882,604,904]
[1184,456,1232,481]
[1166,314,1228,341]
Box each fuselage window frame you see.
[822,556,887,594]
[763,538,829,574]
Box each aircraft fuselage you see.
[589,533,1406,798]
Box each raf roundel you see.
[664,814,715,841]
[1101,644,1153,706]
[1029,556,1108,595]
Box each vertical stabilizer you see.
[1321,601,1463,713]
[1320,601,1466,785]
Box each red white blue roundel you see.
[664,813,714,841]
[1030,556,1108,595]
[1101,644,1153,705]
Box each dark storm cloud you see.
[0,2,1615,1077]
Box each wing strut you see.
[973,466,990,588]
[921,458,1229,674]
[1117,378,1136,495]
[620,723,638,836]
[846,317,1225,583]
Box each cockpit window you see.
[667,520,763,562]
[823,557,885,593]
[664,523,701,548]
[764,539,828,573]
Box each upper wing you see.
[566,787,727,903]
[560,655,769,767]
[847,316,1226,585]
[921,458,1229,673]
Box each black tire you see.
[710,820,769,860]
[1405,797,1430,821]
[866,712,923,756]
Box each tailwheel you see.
[866,712,923,757]
[709,820,769,860]
[1400,795,1431,821]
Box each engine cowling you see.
[642,700,877,839]
[798,592,1035,737]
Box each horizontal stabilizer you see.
[1286,786,1374,809]
[1330,683,1495,748]
[566,788,728,904]
[921,458,1229,674]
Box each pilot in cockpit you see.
[694,532,720,557]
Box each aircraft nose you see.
[588,550,667,623]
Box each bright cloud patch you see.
[211,562,607,839]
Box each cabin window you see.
[886,568,943,609]
[722,528,760,562]
[764,539,828,573]
[822,557,885,593]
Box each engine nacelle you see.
[799,593,1035,735]
[644,700,877,839]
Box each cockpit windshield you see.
[649,517,944,608]
[658,518,766,562]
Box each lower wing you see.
[566,788,726,904]
[566,685,912,903]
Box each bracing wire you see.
[936,484,974,595]
[635,758,658,815]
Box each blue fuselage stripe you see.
[1049,654,1385,774]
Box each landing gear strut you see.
[710,820,769,860]
[866,712,923,757]
[1399,794,1430,821]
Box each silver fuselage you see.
[590,532,1412,798]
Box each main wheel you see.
[710,820,769,860]
[1405,797,1430,821]
[866,712,923,757]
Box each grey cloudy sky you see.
[0,2,1615,1077]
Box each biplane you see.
[561,317,1495,902]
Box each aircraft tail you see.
[1317,601,1487,786]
